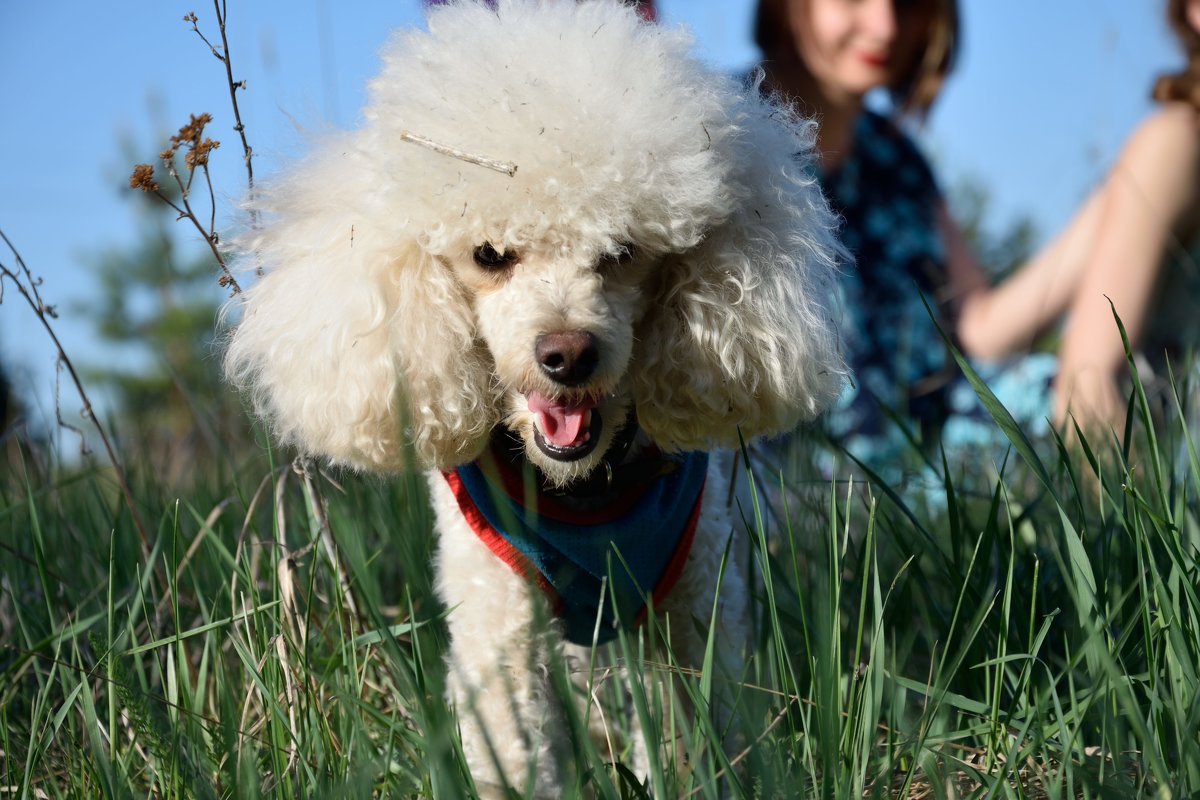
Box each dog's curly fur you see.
[225,0,844,794]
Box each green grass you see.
[3,356,1200,798]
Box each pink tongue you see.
[527,393,596,448]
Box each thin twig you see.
[53,357,88,455]
[399,130,519,176]
[187,0,258,231]
[131,112,240,293]
[681,694,799,798]
[215,0,256,198]
[188,3,256,221]
[0,228,153,559]
[152,166,240,293]
[203,164,218,235]
[183,3,365,640]
[193,6,367,646]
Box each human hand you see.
[1053,365,1127,443]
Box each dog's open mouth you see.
[527,392,603,462]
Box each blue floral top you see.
[820,110,956,461]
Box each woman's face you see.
[1189,0,1200,36]
[786,0,932,102]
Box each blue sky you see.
[0,1,1179,426]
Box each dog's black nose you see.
[535,331,599,386]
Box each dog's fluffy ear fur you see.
[223,146,496,471]
[631,93,846,451]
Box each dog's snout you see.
[535,331,599,386]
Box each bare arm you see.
[951,183,1109,361]
[1054,105,1200,427]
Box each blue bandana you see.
[443,443,708,645]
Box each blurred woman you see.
[754,0,969,465]
[955,0,1200,432]
[756,0,1200,469]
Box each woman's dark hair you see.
[753,0,959,119]
[1153,0,1200,111]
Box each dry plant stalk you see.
[0,229,153,558]
[186,5,255,184]
[185,2,259,228]
[130,112,239,294]
[131,3,374,646]
[129,0,265,293]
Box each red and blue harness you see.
[443,434,707,645]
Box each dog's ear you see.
[224,189,495,472]
[631,108,846,451]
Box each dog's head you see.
[225,0,846,483]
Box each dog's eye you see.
[598,243,637,270]
[473,242,518,270]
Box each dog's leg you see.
[562,642,630,767]
[656,456,752,779]
[427,476,568,799]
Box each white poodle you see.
[225,0,844,794]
